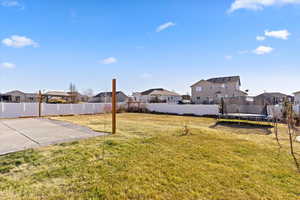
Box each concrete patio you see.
[0,118,106,155]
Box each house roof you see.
[44,91,70,97]
[207,76,240,84]
[191,76,241,87]
[255,92,290,98]
[238,90,248,95]
[5,90,25,95]
[293,91,300,95]
[140,88,164,95]
[95,91,127,97]
[140,88,180,96]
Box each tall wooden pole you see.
[38,90,42,117]
[112,79,116,134]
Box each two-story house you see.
[294,91,300,105]
[191,76,246,104]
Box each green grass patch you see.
[0,150,41,174]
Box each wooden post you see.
[38,90,42,117]
[112,79,116,134]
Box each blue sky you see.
[0,0,300,96]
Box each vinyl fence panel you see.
[0,103,39,118]
[0,102,217,118]
[0,103,122,119]
[146,103,219,116]
[267,104,300,119]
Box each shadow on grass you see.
[210,121,273,135]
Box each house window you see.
[196,87,202,92]
[197,97,200,100]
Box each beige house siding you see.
[191,80,245,104]
[5,91,38,103]
[294,92,300,105]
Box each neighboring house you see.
[191,76,247,104]
[67,91,89,103]
[78,94,90,102]
[294,91,300,104]
[0,94,11,102]
[180,95,191,104]
[43,91,72,103]
[254,92,293,105]
[5,90,38,103]
[223,96,255,105]
[89,91,128,103]
[181,95,191,101]
[133,88,182,103]
[42,91,89,103]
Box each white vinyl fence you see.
[1,102,220,119]
[0,103,38,118]
[267,105,300,119]
[145,103,219,116]
[0,103,121,119]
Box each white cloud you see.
[1,0,20,7]
[2,35,39,48]
[264,29,290,40]
[140,73,152,79]
[256,36,266,41]
[1,62,16,69]
[225,55,233,60]
[156,22,176,32]
[100,57,117,64]
[253,45,274,55]
[1,0,24,9]
[229,0,300,13]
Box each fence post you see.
[0,102,2,118]
[38,90,42,117]
[112,79,116,134]
[23,103,26,115]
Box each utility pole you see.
[112,79,116,134]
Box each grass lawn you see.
[0,113,299,200]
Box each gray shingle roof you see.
[206,76,240,84]
[191,76,241,87]
[256,92,290,98]
[95,91,127,97]
[140,88,164,95]
[140,88,180,96]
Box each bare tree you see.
[69,83,77,103]
[271,106,281,154]
[284,100,300,172]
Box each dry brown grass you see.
[0,113,299,200]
